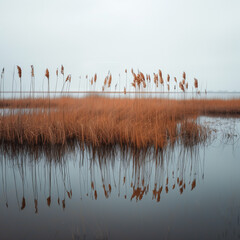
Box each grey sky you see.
[0,0,239,92]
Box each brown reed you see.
[1,97,239,149]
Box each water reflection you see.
[0,144,204,212]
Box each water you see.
[0,118,240,240]
[1,91,240,100]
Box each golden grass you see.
[0,97,240,148]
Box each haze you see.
[0,0,239,92]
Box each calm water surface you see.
[0,118,240,240]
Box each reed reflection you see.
[0,144,204,212]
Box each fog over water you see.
[0,0,240,92]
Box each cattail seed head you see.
[179,82,185,92]
[183,72,186,80]
[194,78,198,88]
[17,66,22,78]
[31,65,34,77]
[45,69,49,80]
[94,73,97,83]
[158,70,162,79]
[66,74,71,82]
[61,65,64,75]
[167,74,170,82]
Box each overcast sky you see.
[0,0,239,92]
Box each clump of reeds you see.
[17,66,22,98]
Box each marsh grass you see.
[1,97,239,149]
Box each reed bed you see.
[0,65,239,150]
[2,96,238,148]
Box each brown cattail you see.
[17,66,22,78]
[174,77,177,83]
[91,78,93,85]
[125,69,127,73]
[167,74,170,82]
[61,65,64,75]
[158,70,162,79]
[124,87,126,94]
[140,72,145,81]
[186,82,188,89]
[143,81,146,88]
[31,65,34,77]
[179,82,185,92]
[108,74,112,88]
[194,78,198,89]
[104,77,107,86]
[94,73,97,83]
[66,74,71,82]
[45,69,49,80]
[183,72,186,80]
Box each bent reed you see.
[1,97,240,149]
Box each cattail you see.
[125,69,127,73]
[102,86,104,92]
[140,72,145,81]
[17,66,22,78]
[182,79,185,85]
[94,73,97,83]
[183,72,186,80]
[91,78,93,85]
[174,77,177,83]
[186,82,188,89]
[66,74,71,82]
[179,82,185,92]
[194,78,198,89]
[45,69,49,80]
[158,70,162,79]
[104,77,107,86]
[31,65,34,77]
[167,74,170,82]
[61,65,64,75]
[167,84,170,91]
[124,87,126,94]
[108,74,112,88]
[143,81,146,88]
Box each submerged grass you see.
[0,97,240,149]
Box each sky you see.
[0,0,240,92]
